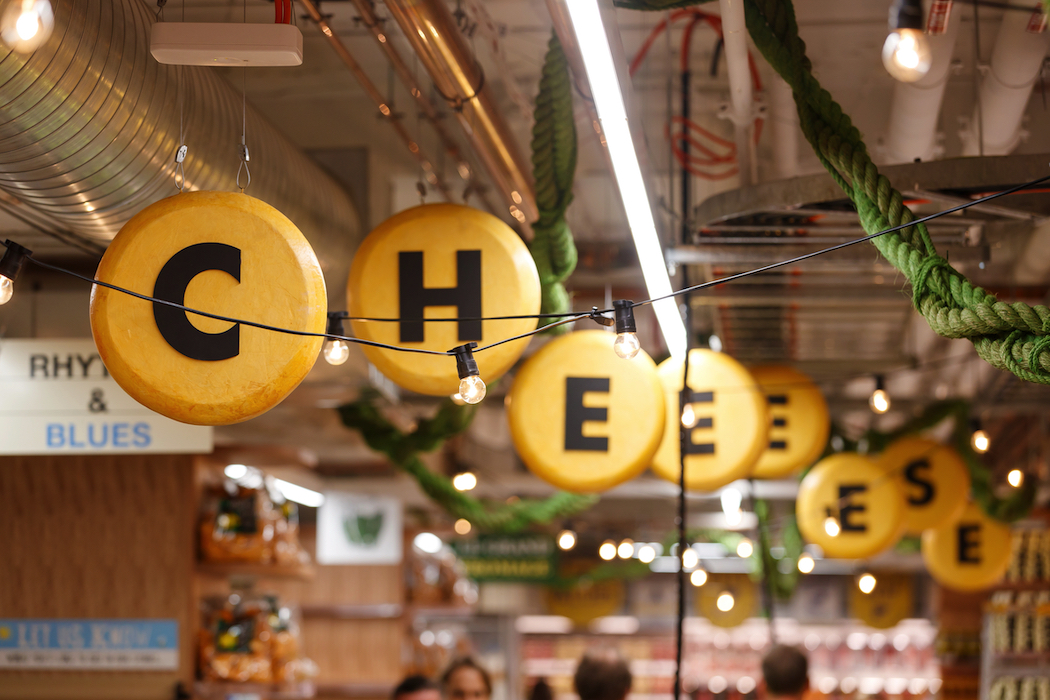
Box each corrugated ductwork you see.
[0,0,359,301]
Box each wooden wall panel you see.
[0,454,195,700]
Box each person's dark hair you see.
[574,649,632,700]
[529,677,554,700]
[441,657,493,697]
[393,675,440,700]
[761,645,809,696]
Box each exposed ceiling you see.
[1,0,1049,529]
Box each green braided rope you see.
[615,0,1050,385]
[337,391,598,533]
[531,32,579,333]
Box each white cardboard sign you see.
[317,493,403,565]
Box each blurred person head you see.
[529,678,554,700]
[394,675,441,700]
[442,657,493,700]
[761,645,809,700]
[574,649,632,700]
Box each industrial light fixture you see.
[612,299,641,359]
[858,572,878,594]
[323,312,351,366]
[451,471,477,492]
[870,375,891,414]
[1007,469,1024,488]
[452,342,486,405]
[599,540,617,561]
[971,418,990,454]
[824,514,841,538]
[557,528,577,551]
[716,590,736,612]
[0,239,30,305]
[797,553,816,574]
[882,0,931,82]
[564,0,687,359]
[224,464,249,480]
[690,568,708,587]
[0,0,53,54]
[272,478,325,508]
[414,532,444,554]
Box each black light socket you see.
[0,240,31,282]
[889,0,924,30]
[613,299,637,334]
[451,342,480,379]
[325,311,346,338]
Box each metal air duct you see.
[0,0,360,305]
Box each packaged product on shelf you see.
[200,482,279,563]
[272,499,307,566]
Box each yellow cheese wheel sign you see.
[922,502,1013,591]
[347,204,540,396]
[651,350,767,491]
[90,192,327,425]
[876,437,971,534]
[797,453,905,559]
[546,578,625,626]
[749,365,830,479]
[507,331,665,493]
[849,573,914,629]
[696,574,757,628]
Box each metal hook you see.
[236,142,251,193]
[174,144,187,192]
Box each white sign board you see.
[0,339,212,455]
[317,493,402,565]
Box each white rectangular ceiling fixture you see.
[564,0,688,358]
[150,23,304,66]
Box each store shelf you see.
[991,581,1050,592]
[194,680,316,699]
[315,682,395,698]
[407,604,475,619]
[300,603,403,620]
[196,561,316,581]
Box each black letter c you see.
[153,243,241,361]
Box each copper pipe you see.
[381,0,537,225]
[298,0,454,202]
[348,0,499,217]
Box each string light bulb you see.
[882,0,931,83]
[716,590,736,612]
[612,299,640,359]
[681,402,697,428]
[638,544,656,563]
[682,547,699,571]
[0,0,53,54]
[452,342,486,404]
[557,529,577,551]
[454,518,472,535]
[797,553,815,574]
[0,239,30,305]
[1007,469,1024,488]
[824,514,841,537]
[858,573,877,594]
[322,312,351,365]
[452,471,477,492]
[617,538,634,559]
[870,375,890,414]
[736,538,754,558]
[690,568,708,587]
[599,540,617,561]
[971,418,990,454]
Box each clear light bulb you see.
[638,544,656,563]
[613,332,640,359]
[617,539,634,559]
[454,518,472,535]
[557,530,577,551]
[1,0,53,53]
[450,393,467,406]
[870,388,890,414]
[681,403,697,428]
[322,338,350,365]
[736,539,754,558]
[972,429,990,454]
[716,591,736,612]
[824,515,841,538]
[690,569,708,587]
[682,547,699,571]
[452,472,477,492]
[1008,469,1024,488]
[0,275,12,305]
[458,375,486,404]
[797,553,815,574]
[882,28,932,82]
[598,540,617,561]
[858,573,877,594]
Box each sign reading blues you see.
[0,619,179,670]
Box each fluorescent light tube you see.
[564,0,688,358]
